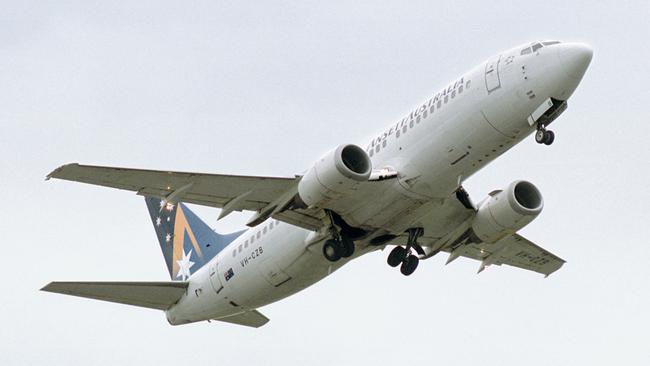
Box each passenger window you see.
[238,244,242,253]
[382,139,387,148]
[423,111,427,118]
[451,90,456,99]
[437,100,442,108]
[444,95,449,103]
[458,85,464,94]
[396,130,400,138]
[232,250,236,257]
[402,125,407,133]
[251,235,255,243]
[416,116,421,123]
[429,105,434,113]
[244,239,249,248]
[263,227,267,234]
[532,43,543,52]
[521,47,532,55]
[257,232,261,239]
[409,119,414,128]
[369,149,374,157]
[375,145,380,153]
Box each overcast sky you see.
[2,1,649,365]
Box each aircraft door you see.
[484,55,502,93]
[208,262,225,294]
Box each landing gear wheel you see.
[536,127,555,145]
[387,246,407,267]
[543,130,555,145]
[323,239,341,262]
[339,236,355,258]
[400,255,419,276]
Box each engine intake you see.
[471,180,543,243]
[298,144,372,208]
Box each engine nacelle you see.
[471,180,544,243]
[298,144,372,208]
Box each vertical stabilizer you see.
[144,197,244,280]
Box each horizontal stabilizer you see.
[214,310,270,328]
[41,281,188,310]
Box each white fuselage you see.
[166,41,591,325]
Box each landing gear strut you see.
[535,124,555,145]
[322,210,355,262]
[387,227,423,276]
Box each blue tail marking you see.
[144,197,244,281]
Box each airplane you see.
[42,40,592,328]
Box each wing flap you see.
[213,310,270,328]
[41,281,188,310]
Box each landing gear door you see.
[208,262,225,294]
[484,55,502,94]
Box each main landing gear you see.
[322,210,355,262]
[322,236,354,262]
[535,124,555,145]
[387,227,423,276]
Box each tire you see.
[339,236,355,258]
[323,239,341,262]
[535,129,546,144]
[544,130,555,145]
[400,255,419,276]
[387,246,407,267]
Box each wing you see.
[41,281,188,310]
[47,163,323,230]
[442,233,565,276]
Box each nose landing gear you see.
[535,125,555,145]
[387,227,423,276]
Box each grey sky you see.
[2,1,649,365]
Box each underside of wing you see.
[47,163,327,230]
[442,233,565,276]
[41,281,189,310]
[47,163,295,211]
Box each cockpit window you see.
[542,41,561,46]
[520,47,532,55]
[532,43,543,52]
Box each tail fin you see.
[144,197,244,281]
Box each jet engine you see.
[297,144,372,208]
[471,180,543,243]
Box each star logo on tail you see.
[176,249,195,281]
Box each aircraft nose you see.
[557,43,593,80]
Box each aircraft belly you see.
[245,239,336,309]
